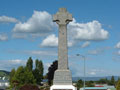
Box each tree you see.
[40,60,44,77]
[9,57,45,89]
[33,59,44,85]
[108,76,115,86]
[26,57,33,71]
[86,81,95,87]
[9,68,16,87]
[35,59,44,75]
[111,76,115,86]
[118,77,120,81]
[97,78,108,84]
[35,59,39,69]
[76,79,83,90]
[47,60,58,85]
[11,66,36,89]
[116,80,120,90]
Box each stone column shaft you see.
[58,24,68,70]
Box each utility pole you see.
[76,54,86,90]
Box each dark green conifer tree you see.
[33,59,44,85]
[47,60,58,85]
[9,68,16,87]
[76,79,83,90]
[111,76,115,86]
[116,80,120,90]
[26,57,33,71]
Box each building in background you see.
[0,79,9,90]
[80,87,108,90]
[80,87,116,90]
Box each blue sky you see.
[0,0,120,77]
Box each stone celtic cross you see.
[53,8,73,70]
[53,8,73,85]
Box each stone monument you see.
[50,8,76,90]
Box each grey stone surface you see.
[53,70,72,85]
[53,8,73,85]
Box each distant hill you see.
[0,70,10,77]
[72,76,120,81]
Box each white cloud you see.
[69,61,109,77]
[11,11,109,48]
[7,49,57,58]
[112,55,120,62]
[69,61,84,77]
[68,19,109,41]
[0,59,112,76]
[81,41,90,48]
[118,51,120,55]
[24,50,57,56]
[40,19,108,48]
[41,34,58,47]
[10,59,24,64]
[88,47,110,55]
[0,16,18,23]
[40,34,74,47]
[87,69,106,76]
[115,50,120,55]
[44,63,51,74]
[68,41,74,47]
[88,49,101,55]
[88,48,104,55]
[12,33,27,39]
[0,34,8,41]
[0,59,26,71]
[0,59,50,74]
[0,59,51,75]
[13,11,55,36]
[88,71,96,75]
[115,42,120,49]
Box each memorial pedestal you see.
[50,85,76,90]
[53,70,72,85]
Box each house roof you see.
[108,88,116,90]
[82,87,108,89]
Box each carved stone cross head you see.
[53,8,73,25]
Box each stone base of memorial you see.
[50,85,76,90]
[50,70,76,90]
